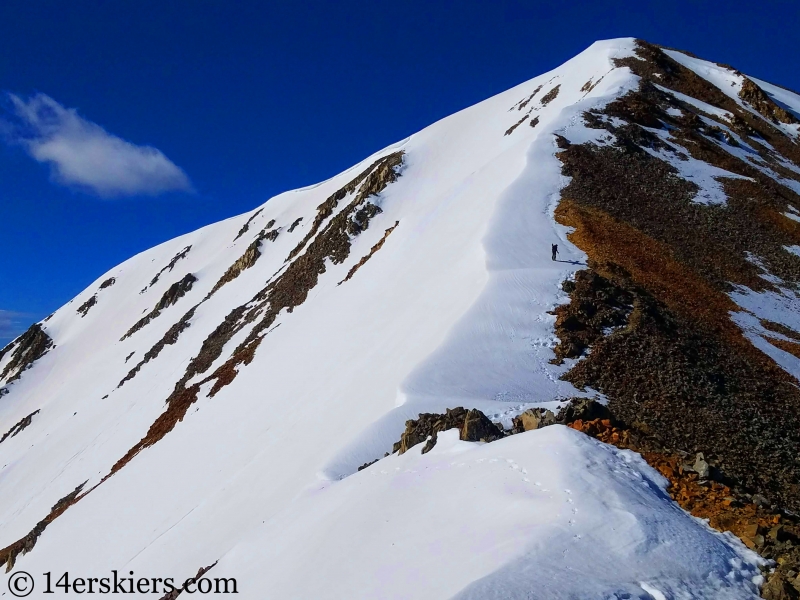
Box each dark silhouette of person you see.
[551,244,559,261]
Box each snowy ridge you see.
[4,37,796,598]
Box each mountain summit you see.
[2,38,800,598]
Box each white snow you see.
[216,427,763,600]
[639,124,752,206]
[655,83,734,120]
[744,252,783,285]
[784,205,800,223]
[730,284,800,378]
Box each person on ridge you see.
[551,243,559,261]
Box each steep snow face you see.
[0,38,766,598]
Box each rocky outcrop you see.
[144,245,192,291]
[540,84,561,106]
[0,482,85,572]
[233,208,264,241]
[0,410,39,444]
[99,277,116,289]
[118,306,197,387]
[158,563,218,600]
[392,407,503,455]
[110,152,406,481]
[0,323,53,385]
[210,224,280,296]
[512,398,612,433]
[210,241,262,296]
[551,39,800,513]
[76,295,97,317]
[740,78,799,125]
[122,274,197,340]
[515,85,542,111]
[504,115,528,135]
[339,221,399,284]
[550,271,633,363]
[288,152,403,261]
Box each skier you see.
[551,243,559,261]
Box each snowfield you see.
[0,37,786,598]
[222,427,763,599]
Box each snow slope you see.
[0,38,770,598]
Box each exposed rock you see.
[512,408,556,432]
[99,277,116,289]
[210,224,280,297]
[339,221,399,284]
[0,323,53,385]
[288,152,403,261]
[551,40,800,513]
[516,85,542,111]
[76,295,97,317]
[122,274,197,340]
[556,397,613,424]
[762,571,798,600]
[288,217,303,232]
[210,241,263,295]
[357,458,380,472]
[540,84,561,106]
[145,245,192,291]
[0,410,39,444]
[504,115,528,136]
[233,207,264,241]
[0,482,86,572]
[110,153,406,486]
[529,116,540,128]
[158,563,218,600]
[693,452,711,480]
[559,413,800,598]
[740,78,799,125]
[551,271,633,363]
[118,306,197,387]
[391,407,503,455]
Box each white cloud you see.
[4,93,192,197]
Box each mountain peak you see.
[2,39,800,598]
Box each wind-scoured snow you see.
[0,38,773,598]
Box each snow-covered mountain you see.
[3,38,800,598]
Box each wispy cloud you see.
[3,93,192,197]
[0,310,31,347]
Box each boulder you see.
[392,407,503,455]
[513,408,556,432]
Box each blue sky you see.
[1,0,798,343]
